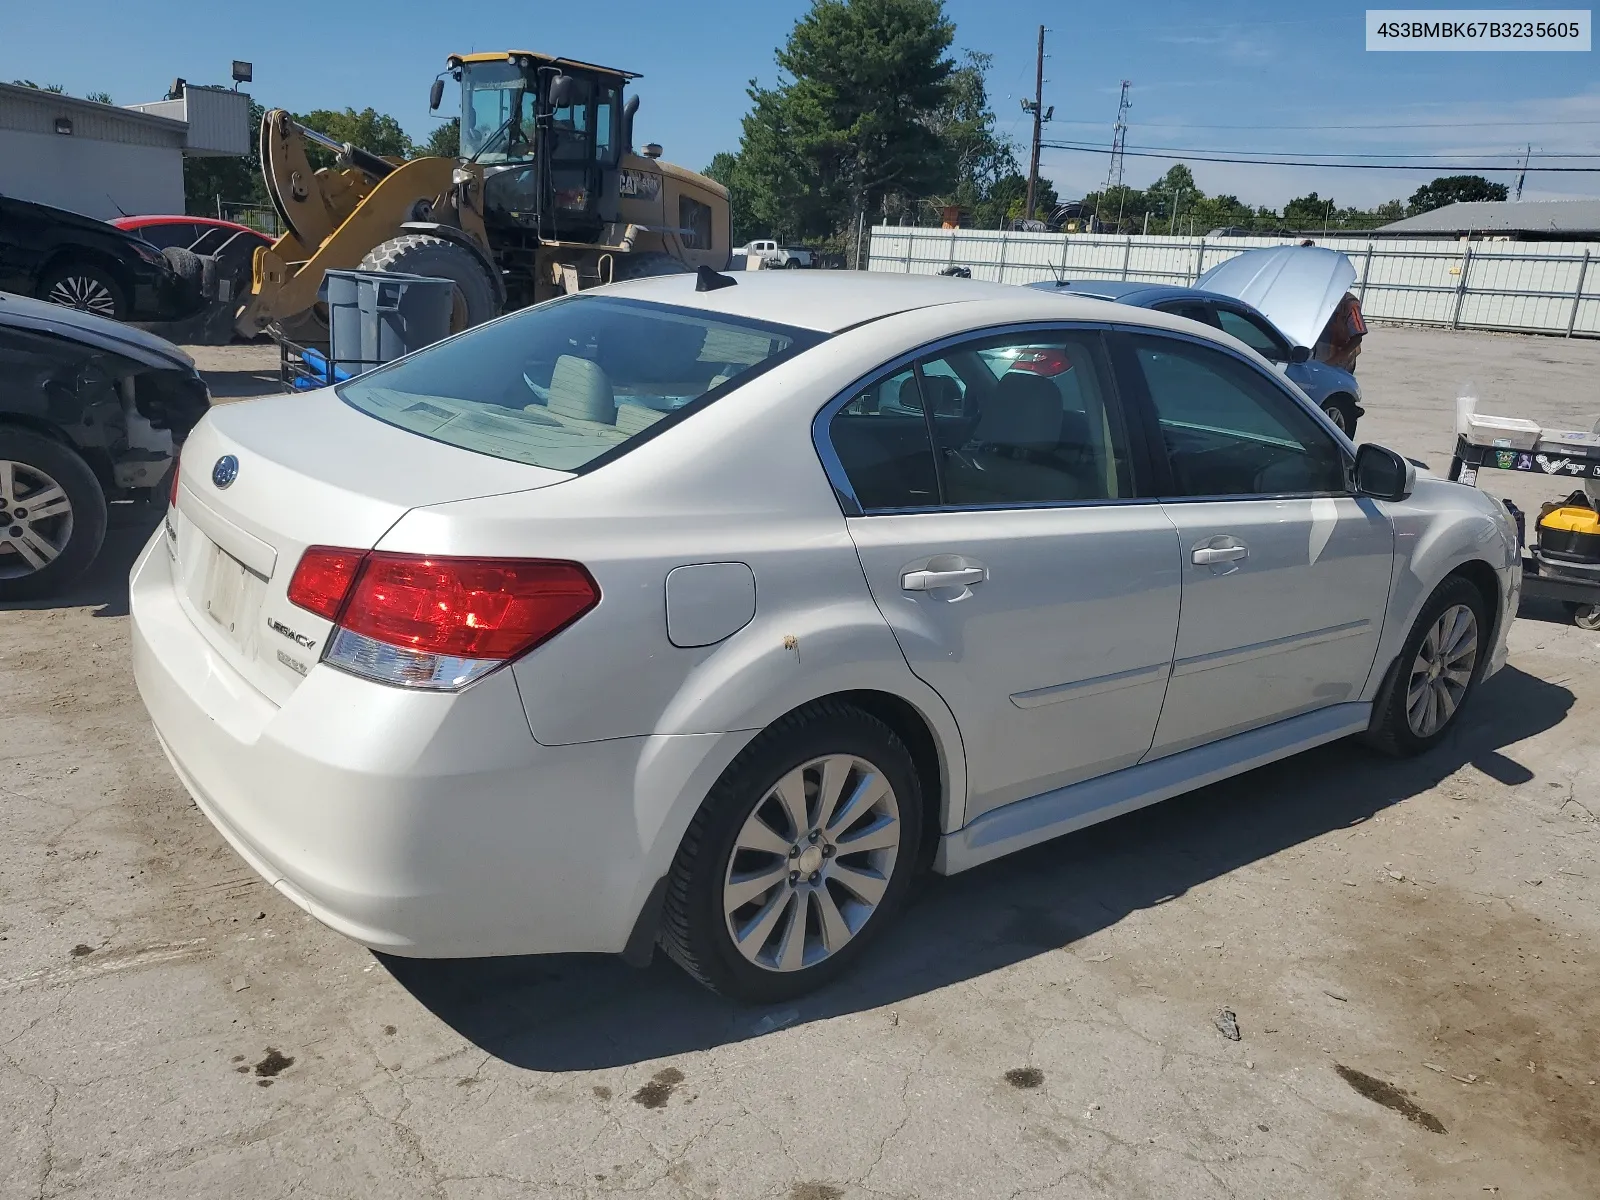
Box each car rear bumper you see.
[129,526,723,958]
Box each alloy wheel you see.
[0,460,75,580]
[46,275,118,317]
[722,754,902,973]
[1405,603,1478,737]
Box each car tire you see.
[37,262,127,321]
[1364,575,1490,757]
[0,428,107,600]
[660,699,924,1002]
[1323,394,1359,439]
[359,234,499,332]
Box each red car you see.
[110,215,273,257]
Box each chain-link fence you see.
[868,227,1600,338]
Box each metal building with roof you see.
[0,82,249,220]
[1377,199,1600,240]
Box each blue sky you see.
[6,0,1597,209]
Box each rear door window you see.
[824,328,1134,512]
[338,296,823,472]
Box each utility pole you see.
[1169,186,1183,235]
[1515,144,1530,201]
[1104,80,1131,194]
[1024,25,1047,224]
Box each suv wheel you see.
[0,429,107,600]
[660,701,923,1001]
[38,263,127,320]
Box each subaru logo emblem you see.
[211,455,239,489]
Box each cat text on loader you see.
[235,51,731,339]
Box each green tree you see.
[84,90,113,105]
[420,117,460,159]
[704,151,761,246]
[1283,191,1336,229]
[1374,198,1406,223]
[735,0,958,240]
[1406,174,1507,215]
[294,107,414,170]
[11,80,66,93]
[927,50,1016,213]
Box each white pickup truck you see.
[736,240,813,269]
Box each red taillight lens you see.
[1009,348,1072,377]
[340,553,599,660]
[1348,299,1368,336]
[287,545,367,621]
[169,459,181,508]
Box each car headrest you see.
[920,374,962,414]
[546,354,616,424]
[973,372,1061,450]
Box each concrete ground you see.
[3,326,1598,1200]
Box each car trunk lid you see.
[168,388,569,704]
[1197,246,1357,351]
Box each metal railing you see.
[216,201,281,238]
[867,227,1600,339]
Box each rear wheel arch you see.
[37,246,135,294]
[830,689,949,868]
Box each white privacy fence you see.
[867,227,1600,339]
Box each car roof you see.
[0,290,193,369]
[1026,278,1240,308]
[601,271,1134,333]
[112,215,260,232]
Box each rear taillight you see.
[286,548,599,690]
[169,459,181,508]
[1009,348,1072,377]
[287,546,366,620]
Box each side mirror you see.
[548,73,576,109]
[429,79,445,112]
[1354,443,1415,501]
[1289,344,1311,364]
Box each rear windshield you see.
[337,296,822,471]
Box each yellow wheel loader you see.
[236,51,731,340]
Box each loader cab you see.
[450,52,631,245]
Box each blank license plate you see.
[199,540,259,643]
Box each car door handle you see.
[1192,545,1248,565]
[902,566,987,591]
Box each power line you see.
[1039,142,1600,172]
[1049,116,1600,131]
[1085,141,1600,161]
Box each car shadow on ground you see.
[0,502,161,619]
[384,662,1573,1071]
[202,368,282,402]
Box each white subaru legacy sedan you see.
[132,271,1518,1001]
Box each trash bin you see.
[322,269,455,378]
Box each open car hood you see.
[0,290,194,372]
[1198,246,1357,351]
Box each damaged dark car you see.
[0,291,210,599]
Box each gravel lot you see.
[3,325,1598,1200]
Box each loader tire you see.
[359,235,499,332]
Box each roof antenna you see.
[695,264,737,292]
